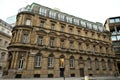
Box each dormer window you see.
[49,11,56,19]
[66,16,72,23]
[39,7,47,16]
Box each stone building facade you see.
[6,3,118,78]
[0,19,12,77]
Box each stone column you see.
[10,52,16,69]
[13,51,19,69]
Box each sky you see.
[0,0,120,24]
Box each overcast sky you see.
[0,0,120,24]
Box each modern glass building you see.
[104,16,120,74]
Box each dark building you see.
[104,16,120,75]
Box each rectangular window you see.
[70,41,74,49]
[61,26,64,32]
[50,38,54,47]
[115,18,120,22]
[100,47,102,53]
[109,19,115,23]
[70,59,74,68]
[87,23,92,29]
[58,14,65,21]
[39,7,47,16]
[22,34,28,43]
[106,47,108,53]
[40,21,45,27]
[88,59,91,69]
[78,30,80,35]
[25,19,30,25]
[93,25,98,30]
[69,28,73,34]
[74,19,79,25]
[48,74,53,78]
[34,74,40,78]
[18,59,23,70]
[80,20,86,27]
[48,57,54,67]
[35,55,41,67]
[60,39,64,48]
[66,16,72,23]
[38,36,43,46]
[49,11,56,19]
[51,24,55,30]
[86,45,89,51]
[102,60,106,70]
[4,41,8,47]
[78,43,81,50]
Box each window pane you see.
[38,36,43,45]
[80,21,86,27]
[39,7,47,16]
[109,19,115,23]
[115,18,120,22]
[58,14,65,21]
[40,21,45,27]
[35,55,41,67]
[22,34,28,43]
[66,16,72,23]
[74,19,79,25]
[111,36,117,41]
[49,11,56,19]
[25,19,30,25]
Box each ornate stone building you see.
[104,16,120,75]
[0,19,12,77]
[6,3,118,78]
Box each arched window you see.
[108,59,112,70]
[87,58,92,69]
[35,54,42,67]
[70,56,74,68]
[95,58,99,70]
[102,59,106,70]
[48,54,54,68]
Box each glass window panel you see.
[66,16,72,23]
[49,11,56,19]
[115,18,120,22]
[48,57,54,67]
[73,19,79,25]
[25,19,30,25]
[35,55,41,67]
[117,35,120,40]
[87,23,92,29]
[93,25,98,30]
[80,20,86,27]
[70,58,74,68]
[109,19,115,23]
[39,7,47,16]
[111,36,117,41]
[38,36,43,45]
[58,14,65,21]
